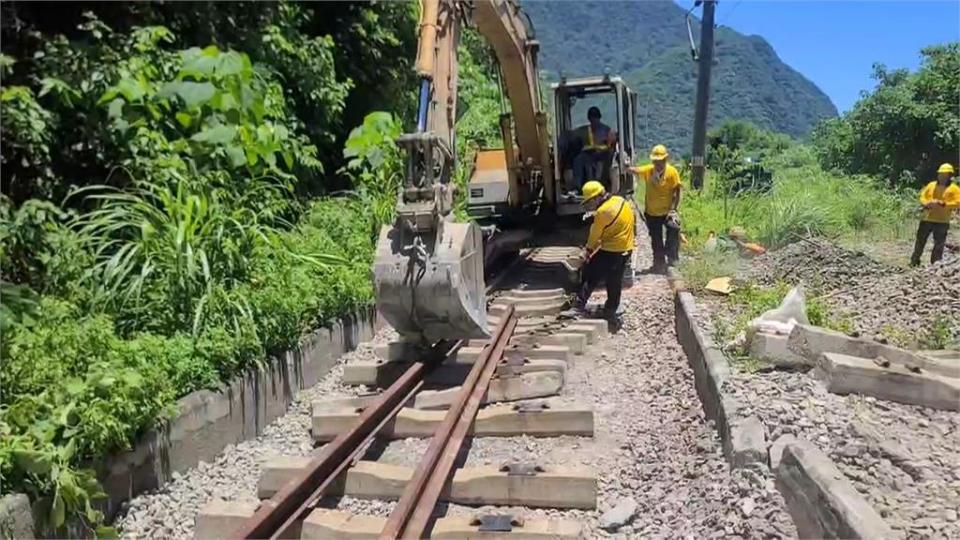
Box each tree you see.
[812,43,960,187]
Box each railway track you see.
[121,235,797,539]
[195,246,605,539]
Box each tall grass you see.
[72,181,343,336]
[678,151,911,249]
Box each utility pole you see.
[691,0,717,190]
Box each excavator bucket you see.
[373,220,489,344]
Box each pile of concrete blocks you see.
[756,324,960,410]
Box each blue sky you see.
[674,0,960,112]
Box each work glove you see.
[666,210,681,230]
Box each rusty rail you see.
[231,342,454,540]
[379,305,518,539]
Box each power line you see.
[720,0,744,26]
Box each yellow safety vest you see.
[579,124,610,151]
[587,195,635,253]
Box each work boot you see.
[608,316,624,334]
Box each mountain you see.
[522,0,838,155]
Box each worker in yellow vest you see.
[630,144,682,273]
[569,180,635,324]
[570,107,617,193]
[911,163,960,266]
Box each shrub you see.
[1,298,178,535]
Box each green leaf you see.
[51,493,66,528]
[180,47,217,78]
[173,81,216,109]
[14,449,53,475]
[215,92,238,112]
[107,98,124,120]
[122,370,143,387]
[95,526,120,539]
[0,53,14,71]
[175,112,193,128]
[116,77,145,102]
[58,438,77,462]
[191,125,237,145]
[217,52,246,77]
[225,145,246,167]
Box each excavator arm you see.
[372,0,551,344]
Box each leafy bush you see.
[100,39,322,187]
[339,111,403,230]
[0,85,57,201]
[812,43,959,186]
[1,298,177,535]
[0,8,405,530]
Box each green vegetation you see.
[881,314,959,350]
[675,123,912,252]
[676,40,959,272]
[0,3,418,534]
[524,0,838,155]
[812,43,959,186]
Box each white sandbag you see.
[746,286,809,342]
[758,286,809,325]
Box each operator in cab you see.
[631,144,682,274]
[910,163,960,266]
[566,180,635,327]
[570,107,617,195]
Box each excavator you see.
[373,0,639,345]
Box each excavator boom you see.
[373,0,550,344]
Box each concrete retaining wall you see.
[94,308,377,521]
[0,494,34,540]
[673,290,766,469]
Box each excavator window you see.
[556,84,622,194]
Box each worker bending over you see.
[572,181,635,323]
[631,144,682,273]
[911,163,959,266]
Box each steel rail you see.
[402,312,518,538]
[231,341,454,540]
[268,378,424,540]
[379,306,518,539]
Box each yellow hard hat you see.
[581,180,605,203]
[937,163,955,174]
[650,144,669,161]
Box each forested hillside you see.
[523,0,838,154]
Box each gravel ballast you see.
[692,239,960,539]
[744,238,959,343]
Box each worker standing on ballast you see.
[910,163,960,266]
[569,180,635,325]
[631,144,682,273]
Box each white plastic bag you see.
[746,286,808,340]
